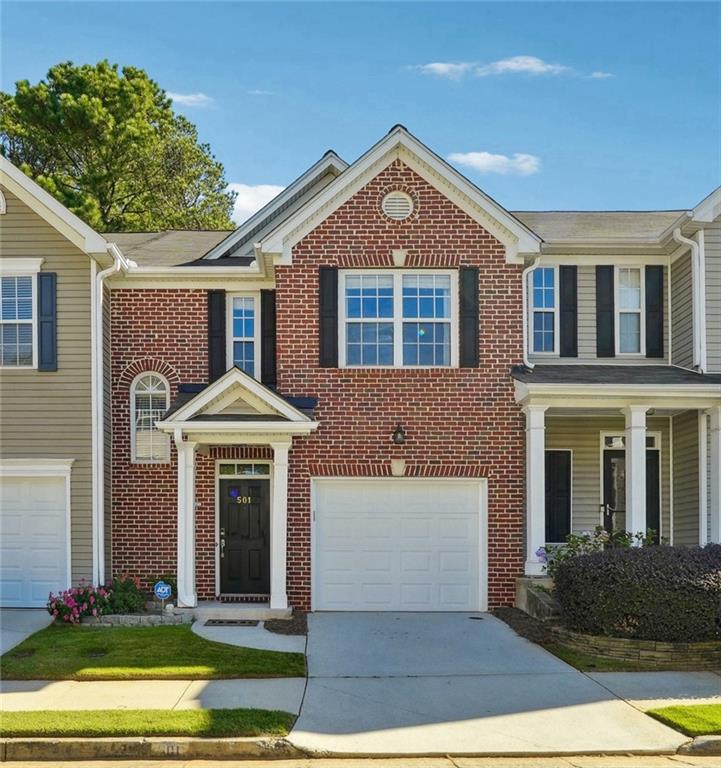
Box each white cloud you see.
[167,91,213,107]
[448,151,540,176]
[247,89,275,96]
[475,56,569,77]
[228,183,285,224]
[413,62,476,80]
[589,70,614,79]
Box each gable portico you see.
[156,368,318,608]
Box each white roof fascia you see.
[204,152,348,260]
[514,380,721,405]
[260,126,542,265]
[0,156,108,254]
[165,367,312,424]
[158,420,318,435]
[692,186,721,223]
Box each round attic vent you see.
[381,191,414,220]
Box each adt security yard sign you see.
[154,580,172,607]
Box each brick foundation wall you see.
[109,159,526,609]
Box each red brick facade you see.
[109,159,526,608]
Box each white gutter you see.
[672,228,705,371]
[521,257,541,369]
[90,242,129,584]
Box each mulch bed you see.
[492,606,553,645]
[264,611,307,636]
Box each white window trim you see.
[0,264,41,370]
[226,292,261,378]
[130,372,171,464]
[598,430,662,537]
[528,265,559,356]
[338,269,459,368]
[615,265,646,357]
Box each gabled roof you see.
[692,186,721,223]
[259,125,542,264]
[157,367,318,435]
[203,151,348,260]
[0,156,108,254]
[106,230,234,267]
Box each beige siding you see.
[671,252,694,369]
[704,218,721,372]
[0,187,93,582]
[672,410,699,546]
[545,415,670,540]
[529,264,669,365]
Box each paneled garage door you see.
[0,476,69,607]
[312,478,486,611]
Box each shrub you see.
[554,544,721,642]
[106,574,146,614]
[538,526,659,579]
[47,583,111,624]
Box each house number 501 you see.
[235,496,252,504]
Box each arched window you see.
[130,373,170,462]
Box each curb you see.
[0,736,306,762]
[678,736,721,756]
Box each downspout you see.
[90,243,128,584]
[672,228,704,372]
[522,257,541,370]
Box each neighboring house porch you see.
[514,366,721,575]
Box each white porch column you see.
[524,405,547,575]
[270,440,291,610]
[623,406,648,540]
[176,438,198,608]
[709,406,721,543]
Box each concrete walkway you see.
[0,677,305,714]
[191,619,306,654]
[289,613,687,756]
[589,671,721,710]
[0,609,51,655]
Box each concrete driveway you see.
[0,609,51,655]
[289,612,687,756]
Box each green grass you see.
[647,704,721,737]
[0,708,294,738]
[543,643,661,672]
[0,624,305,680]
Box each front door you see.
[219,478,270,594]
[602,449,660,538]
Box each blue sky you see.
[2,2,720,222]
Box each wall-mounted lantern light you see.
[391,423,407,445]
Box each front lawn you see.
[544,642,661,672]
[0,624,306,680]
[0,708,294,738]
[648,704,721,737]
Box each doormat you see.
[205,619,259,627]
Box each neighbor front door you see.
[219,478,270,594]
[602,449,660,538]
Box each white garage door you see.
[0,476,69,607]
[313,479,486,611]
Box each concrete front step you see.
[181,601,292,622]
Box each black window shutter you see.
[260,289,277,387]
[596,265,615,357]
[559,265,578,358]
[645,266,664,358]
[207,290,226,382]
[37,272,57,371]
[459,266,479,368]
[319,267,338,367]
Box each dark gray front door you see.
[545,450,571,543]
[603,449,660,537]
[219,478,270,594]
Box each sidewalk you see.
[0,677,306,714]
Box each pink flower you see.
[92,608,98,617]
[89,595,95,604]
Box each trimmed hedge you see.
[553,544,721,642]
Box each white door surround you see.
[311,477,488,612]
[0,459,73,607]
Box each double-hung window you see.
[131,373,170,462]
[340,270,456,367]
[227,294,260,377]
[616,266,644,354]
[530,266,557,354]
[1,274,35,368]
